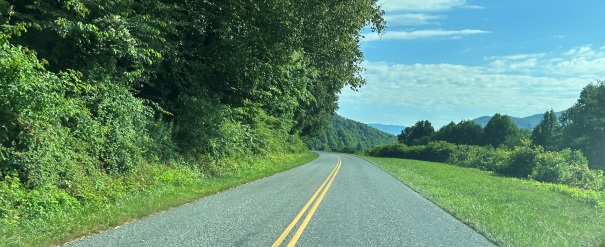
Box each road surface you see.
[67,152,494,246]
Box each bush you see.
[368,143,409,158]
[500,144,541,178]
[448,145,508,171]
[0,36,154,190]
[532,149,603,190]
[423,141,457,162]
[369,141,604,191]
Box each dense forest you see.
[308,114,396,152]
[0,0,384,229]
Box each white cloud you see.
[362,29,490,42]
[340,61,589,119]
[485,53,546,61]
[562,45,604,59]
[484,46,605,77]
[462,5,485,10]
[384,13,445,26]
[379,0,468,12]
[340,45,605,123]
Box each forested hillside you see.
[309,115,397,152]
[0,0,385,236]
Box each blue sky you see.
[337,0,605,128]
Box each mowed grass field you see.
[361,156,605,247]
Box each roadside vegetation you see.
[0,1,384,246]
[369,82,605,191]
[365,82,605,246]
[363,156,605,247]
[1,152,317,247]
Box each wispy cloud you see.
[485,45,605,77]
[362,29,490,42]
[379,0,468,12]
[462,5,485,10]
[340,44,605,123]
[485,53,547,61]
[384,13,445,26]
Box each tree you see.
[433,121,457,143]
[531,109,561,150]
[456,120,484,145]
[398,120,435,146]
[560,81,605,170]
[434,120,483,145]
[483,113,521,147]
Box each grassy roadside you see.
[1,152,318,247]
[361,156,605,247]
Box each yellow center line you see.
[272,156,342,247]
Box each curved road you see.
[67,152,494,246]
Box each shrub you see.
[500,144,541,178]
[531,149,603,190]
[423,141,457,162]
[369,141,604,191]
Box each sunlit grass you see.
[361,156,605,247]
[0,152,318,247]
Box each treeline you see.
[0,1,384,225]
[369,81,605,190]
[308,114,397,152]
[394,81,605,171]
[369,142,604,191]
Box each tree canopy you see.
[0,0,386,186]
[398,120,435,146]
[482,113,525,148]
[560,81,605,170]
[434,120,483,146]
[531,109,561,151]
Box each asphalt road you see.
[66,152,495,246]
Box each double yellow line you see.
[272,156,342,247]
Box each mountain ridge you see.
[365,111,564,134]
[472,111,563,129]
[368,123,405,135]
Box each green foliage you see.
[397,120,435,145]
[500,142,540,178]
[368,141,456,163]
[0,34,152,189]
[483,113,523,148]
[0,0,385,243]
[531,109,562,150]
[309,114,396,152]
[532,149,604,190]
[434,120,483,146]
[560,81,605,170]
[369,141,605,191]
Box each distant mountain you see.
[368,123,405,135]
[309,115,397,151]
[472,112,563,129]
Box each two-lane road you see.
[67,152,494,246]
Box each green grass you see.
[361,156,605,247]
[0,152,318,247]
